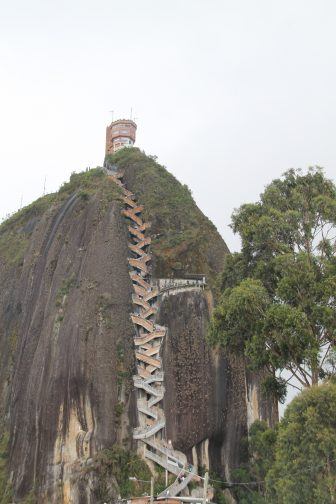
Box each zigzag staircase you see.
[108,169,196,498]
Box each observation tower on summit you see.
[105,118,137,155]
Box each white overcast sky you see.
[1,0,336,252]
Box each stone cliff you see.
[0,149,276,503]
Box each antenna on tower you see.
[130,107,133,120]
[109,110,114,123]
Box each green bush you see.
[266,382,336,503]
[92,446,151,498]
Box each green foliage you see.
[209,168,336,395]
[21,491,37,504]
[260,376,287,404]
[266,382,336,503]
[213,490,230,504]
[0,167,122,268]
[88,444,176,500]
[0,193,56,236]
[55,273,76,307]
[231,379,336,504]
[248,421,277,481]
[106,148,227,285]
[208,278,269,351]
[231,384,336,502]
[58,167,122,204]
[228,421,276,503]
[114,401,124,423]
[93,446,151,498]
[0,230,28,266]
[91,446,151,499]
[0,432,13,503]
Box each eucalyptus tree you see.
[209,168,336,400]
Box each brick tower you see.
[105,119,137,155]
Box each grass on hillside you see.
[106,148,228,283]
[0,168,122,267]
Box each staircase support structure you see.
[108,170,196,497]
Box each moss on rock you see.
[106,148,229,285]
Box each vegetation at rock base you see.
[88,446,175,500]
[0,168,122,267]
[106,148,228,285]
[228,382,336,503]
[267,381,336,503]
[208,167,336,401]
[0,432,13,503]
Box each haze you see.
[0,0,335,252]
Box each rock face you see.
[0,151,276,502]
[158,289,279,482]
[159,291,248,478]
[1,186,138,500]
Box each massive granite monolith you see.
[0,149,277,503]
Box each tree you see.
[266,381,336,503]
[209,168,336,400]
[229,420,277,503]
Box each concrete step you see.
[133,417,166,439]
[132,295,151,312]
[133,377,165,397]
[141,306,157,319]
[135,371,164,383]
[144,438,187,468]
[132,205,144,214]
[137,366,152,379]
[129,243,147,256]
[136,253,151,263]
[133,284,149,298]
[148,394,163,408]
[146,365,157,374]
[123,196,137,208]
[134,330,164,346]
[138,237,151,247]
[131,314,155,332]
[139,222,151,231]
[122,209,143,226]
[128,225,146,241]
[144,450,181,476]
[137,345,160,357]
[135,351,161,368]
[158,466,196,498]
[129,258,149,273]
[144,287,159,301]
[108,175,124,187]
[130,271,151,290]
[137,399,158,419]
[128,250,152,263]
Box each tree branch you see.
[287,364,309,387]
